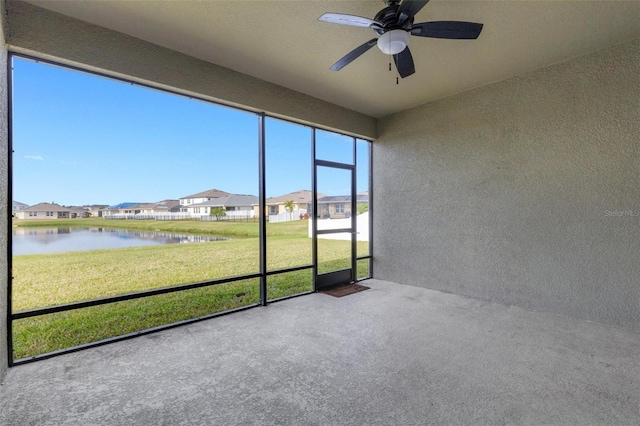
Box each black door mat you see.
[320,283,370,298]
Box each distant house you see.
[15,202,71,220]
[136,200,181,215]
[12,200,28,213]
[179,188,231,207]
[316,191,369,219]
[182,194,258,217]
[69,206,90,218]
[102,200,185,219]
[252,190,319,218]
[101,202,144,218]
[83,205,108,218]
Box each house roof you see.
[105,202,143,210]
[264,190,316,205]
[188,194,258,208]
[12,201,28,208]
[180,189,231,200]
[137,199,181,210]
[317,194,369,204]
[317,195,350,204]
[22,202,71,212]
[69,207,89,214]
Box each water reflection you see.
[13,227,230,255]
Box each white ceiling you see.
[26,0,640,118]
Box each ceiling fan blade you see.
[411,21,483,39]
[397,0,430,25]
[318,13,382,29]
[330,39,378,71]
[394,47,415,78]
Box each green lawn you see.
[12,218,370,359]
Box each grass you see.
[14,240,262,311]
[13,279,262,359]
[12,218,370,359]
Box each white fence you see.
[268,209,307,223]
[104,211,255,221]
[104,213,193,221]
[200,211,255,221]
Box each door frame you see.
[312,159,357,290]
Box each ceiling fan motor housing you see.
[373,4,415,35]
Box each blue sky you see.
[12,57,369,206]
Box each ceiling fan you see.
[318,0,483,78]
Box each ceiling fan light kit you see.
[377,30,410,55]
[318,0,483,79]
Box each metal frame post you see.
[258,113,267,305]
[6,54,14,367]
[311,129,318,291]
[351,137,357,282]
[368,141,374,278]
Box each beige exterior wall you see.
[15,211,70,220]
[318,203,351,219]
[87,208,104,217]
[258,202,309,218]
[181,197,212,206]
[374,39,640,331]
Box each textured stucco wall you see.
[374,39,640,331]
[0,1,9,380]
[4,1,376,139]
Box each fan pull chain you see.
[388,53,398,85]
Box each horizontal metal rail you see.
[315,159,355,170]
[317,228,353,235]
[12,264,323,320]
[12,303,260,365]
[12,272,263,320]
[265,264,313,276]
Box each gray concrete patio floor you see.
[1,279,639,425]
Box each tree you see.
[210,207,226,220]
[82,211,92,218]
[357,202,369,214]
[283,200,295,221]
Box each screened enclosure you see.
[8,55,372,364]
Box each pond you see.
[12,227,230,255]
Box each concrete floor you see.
[1,279,639,425]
